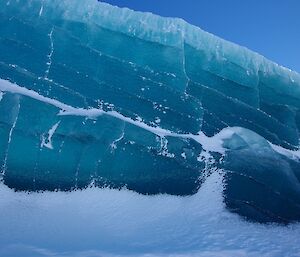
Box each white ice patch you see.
[39,5,43,17]
[270,143,300,161]
[110,128,125,151]
[155,117,161,124]
[198,150,214,164]
[159,137,175,158]
[0,91,3,102]
[41,122,60,150]
[193,128,240,154]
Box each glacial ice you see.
[0,0,300,224]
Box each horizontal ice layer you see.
[0,0,300,223]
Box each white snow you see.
[0,172,299,257]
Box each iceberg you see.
[0,0,300,224]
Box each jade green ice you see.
[1,0,300,223]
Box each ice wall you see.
[0,0,300,223]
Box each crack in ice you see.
[181,30,190,92]
[45,27,54,79]
[1,99,20,177]
[39,0,45,17]
[110,123,125,151]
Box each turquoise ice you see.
[0,0,300,223]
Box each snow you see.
[0,172,300,257]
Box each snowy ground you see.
[0,172,300,257]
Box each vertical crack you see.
[180,29,204,133]
[110,122,125,152]
[181,29,190,92]
[39,0,45,17]
[45,27,54,80]
[1,99,20,178]
[74,148,85,189]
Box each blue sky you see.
[101,0,300,73]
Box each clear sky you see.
[101,0,300,73]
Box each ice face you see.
[0,0,300,223]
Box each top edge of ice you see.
[4,0,300,83]
[68,1,300,79]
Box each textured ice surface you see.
[0,0,300,227]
